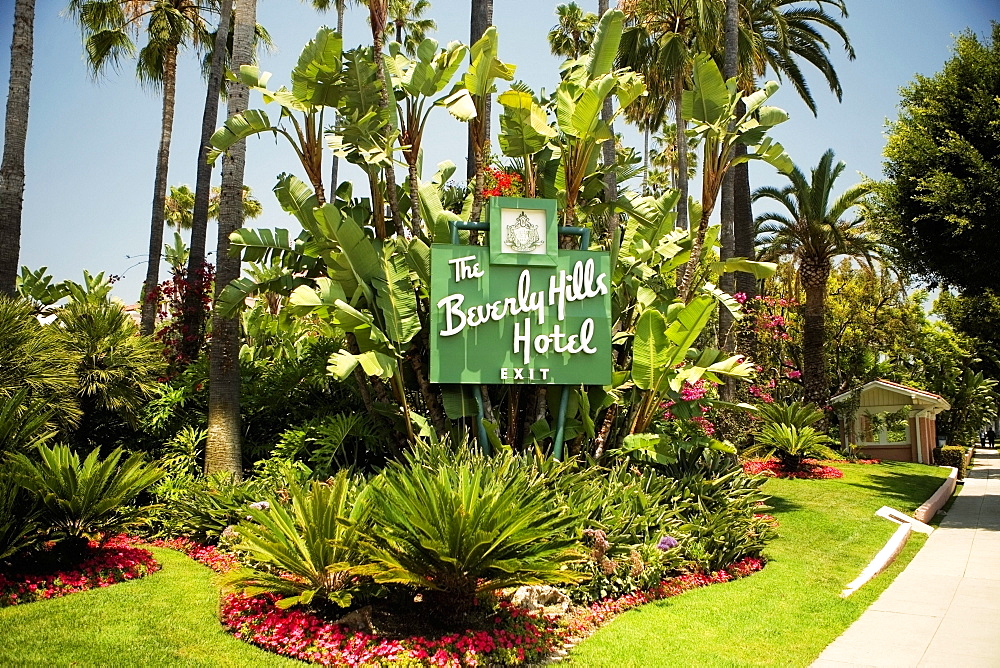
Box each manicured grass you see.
[0,547,300,667]
[569,461,951,668]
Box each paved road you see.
[813,448,1000,667]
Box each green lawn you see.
[0,547,301,667]
[569,461,950,668]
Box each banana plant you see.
[679,53,793,300]
[209,27,345,205]
[496,86,557,197]
[326,46,401,238]
[629,301,755,435]
[16,266,69,308]
[385,38,468,235]
[441,26,516,223]
[495,10,645,229]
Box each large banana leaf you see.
[388,38,467,98]
[416,180,463,243]
[372,239,420,346]
[290,27,343,108]
[631,309,670,391]
[586,9,624,80]
[316,204,380,304]
[664,295,715,366]
[496,89,555,158]
[207,109,274,164]
[328,349,396,380]
[272,174,321,235]
[681,53,732,128]
[461,27,515,104]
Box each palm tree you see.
[68,0,211,336]
[753,149,876,407]
[0,0,34,297]
[181,0,232,363]
[387,0,436,55]
[206,0,256,478]
[165,184,261,233]
[618,0,723,231]
[548,3,597,60]
[733,0,855,299]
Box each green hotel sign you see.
[429,197,612,386]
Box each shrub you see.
[226,473,373,610]
[0,464,38,564]
[661,448,778,571]
[363,445,583,619]
[0,388,56,455]
[10,444,164,556]
[54,300,166,439]
[754,423,839,472]
[148,474,269,544]
[934,445,968,479]
[0,296,81,432]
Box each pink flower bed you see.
[742,459,844,479]
[218,557,766,666]
[221,594,554,666]
[0,534,160,607]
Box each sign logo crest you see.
[504,210,542,252]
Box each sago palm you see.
[10,444,164,549]
[753,149,877,406]
[363,450,583,620]
[227,473,373,610]
[754,422,837,472]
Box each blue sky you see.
[0,1,995,301]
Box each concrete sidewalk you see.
[813,448,1000,667]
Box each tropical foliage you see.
[876,24,1000,294]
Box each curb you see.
[914,466,958,523]
[840,466,957,597]
[840,522,912,598]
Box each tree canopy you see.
[876,23,1000,293]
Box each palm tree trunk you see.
[181,0,233,363]
[718,0,738,353]
[330,1,345,192]
[467,0,493,184]
[368,3,404,236]
[801,260,830,408]
[206,0,256,479]
[0,0,34,296]
[140,44,178,335]
[673,75,688,230]
[733,144,756,298]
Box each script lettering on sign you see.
[429,246,612,386]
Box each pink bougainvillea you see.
[0,535,160,607]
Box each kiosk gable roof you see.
[830,379,950,411]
